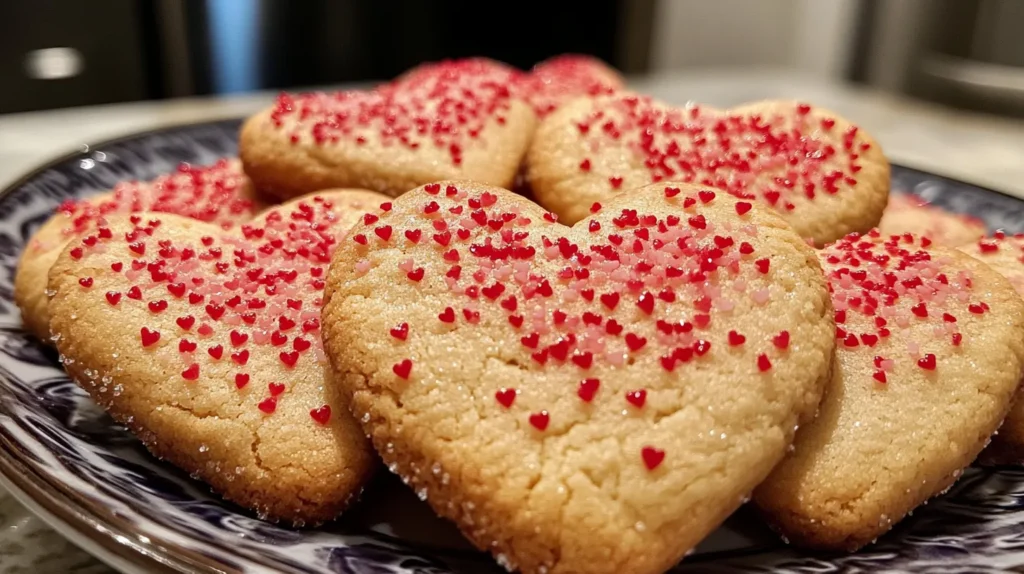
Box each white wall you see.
[650,0,860,79]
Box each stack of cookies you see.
[19,55,1024,574]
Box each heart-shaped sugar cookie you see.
[240,59,537,200]
[322,181,835,573]
[518,54,623,117]
[878,194,986,247]
[755,230,1024,550]
[526,95,890,245]
[960,232,1024,463]
[47,189,387,524]
[16,159,263,341]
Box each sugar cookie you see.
[527,95,889,244]
[755,231,1024,550]
[16,159,262,341]
[239,60,536,200]
[46,189,387,524]
[322,181,834,573]
[878,193,985,247]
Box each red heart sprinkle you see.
[529,411,550,431]
[310,405,331,424]
[606,319,624,335]
[208,345,223,359]
[735,202,752,215]
[231,350,249,365]
[234,373,249,388]
[636,292,655,315]
[293,337,311,352]
[773,331,790,349]
[917,354,936,370]
[641,446,665,470]
[258,397,277,414]
[757,354,772,372]
[625,389,647,408]
[105,291,121,305]
[268,382,286,396]
[393,359,413,379]
[178,339,197,353]
[728,331,746,346]
[625,333,647,351]
[279,351,298,367]
[230,331,248,346]
[205,303,224,320]
[495,388,516,408]
[390,322,409,340]
[694,340,712,355]
[181,363,200,381]
[600,292,620,310]
[571,351,593,369]
[578,378,600,402]
[140,327,160,347]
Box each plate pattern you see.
[1,121,1024,573]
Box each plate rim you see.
[0,117,1019,574]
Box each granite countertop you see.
[1,68,1024,573]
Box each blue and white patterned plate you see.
[3,120,1024,574]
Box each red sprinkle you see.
[140,327,160,347]
[578,378,600,402]
[181,363,200,381]
[641,446,665,470]
[625,389,647,408]
[528,411,550,431]
[390,322,409,340]
[310,405,332,424]
[773,331,790,349]
[393,359,413,379]
[495,388,516,408]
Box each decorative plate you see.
[2,120,1024,574]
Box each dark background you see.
[0,0,654,114]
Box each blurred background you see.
[2,0,1023,117]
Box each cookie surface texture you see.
[47,189,386,524]
[518,54,623,117]
[960,231,1024,463]
[527,95,889,245]
[16,159,262,341]
[239,59,536,199]
[755,231,1024,550]
[877,193,985,247]
[322,181,834,573]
